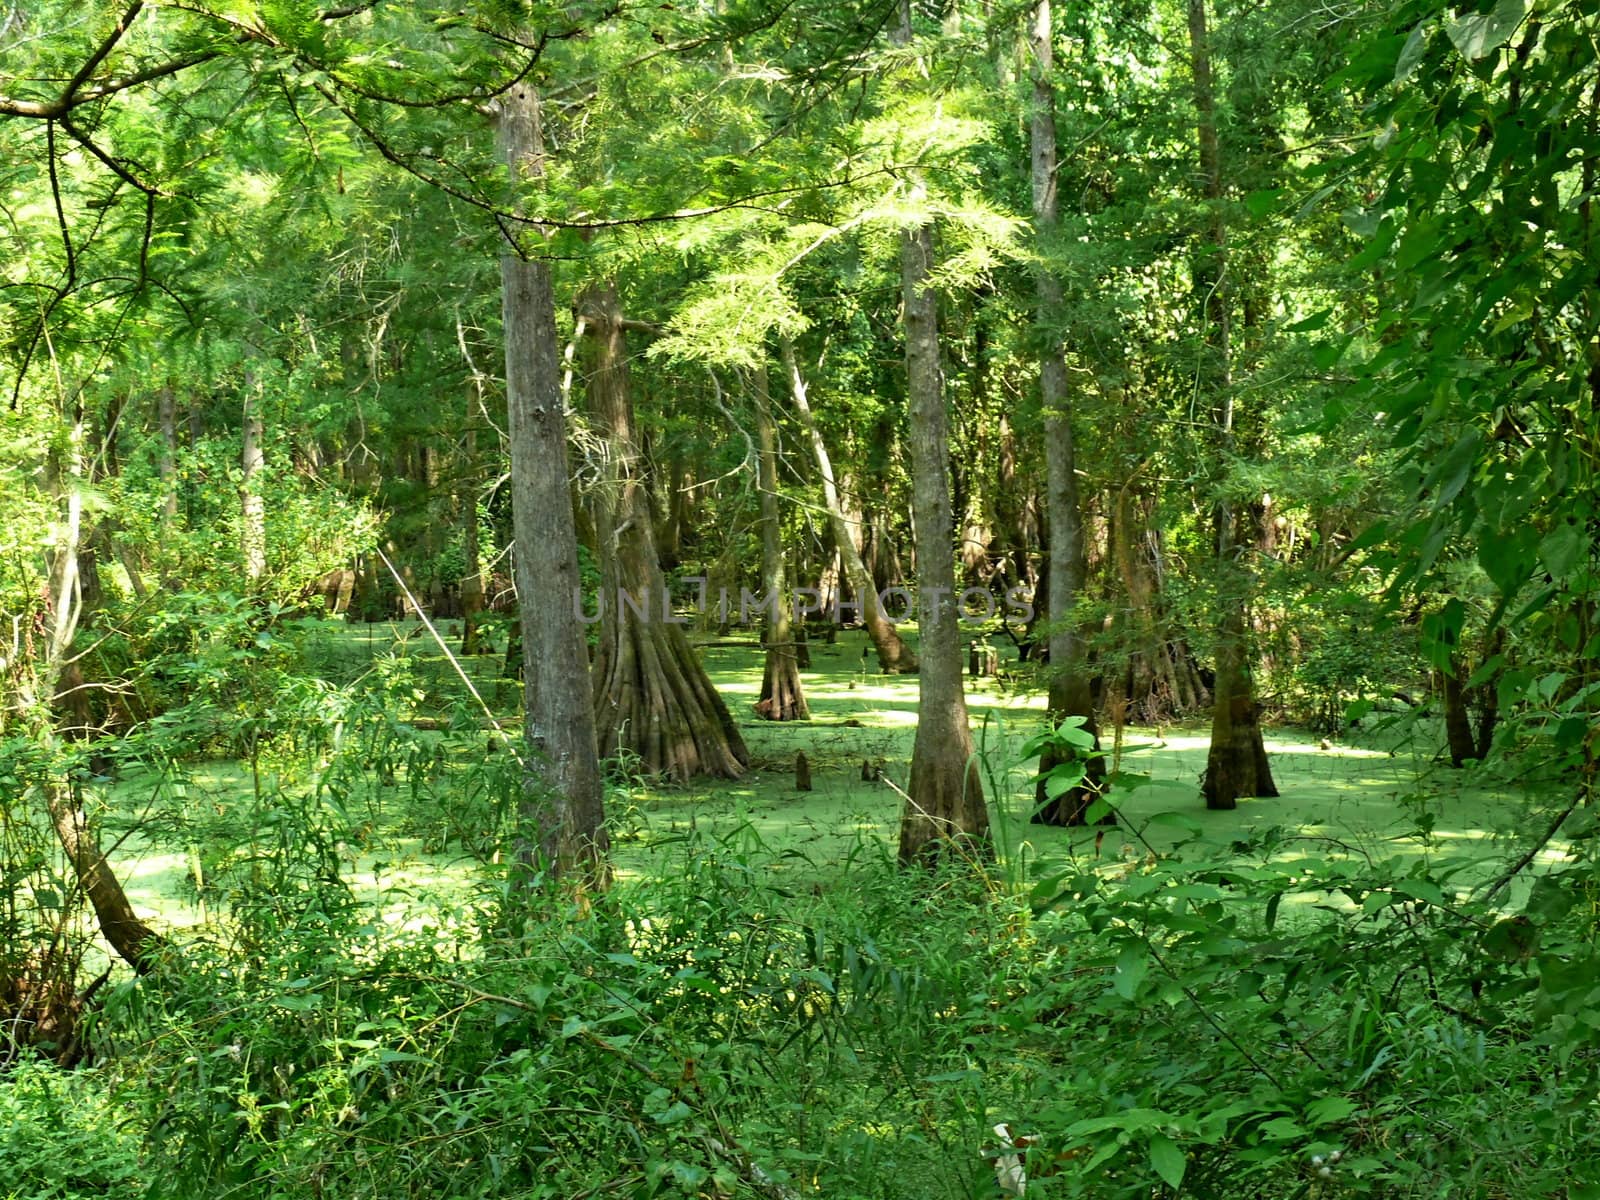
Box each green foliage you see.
[1284,587,1420,732]
[0,1060,143,1200]
[1022,716,1110,820]
[3,3,1599,1198]
[1008,819,1600,1197]
[2,810,1566,1200]
[106,847,1013,1199]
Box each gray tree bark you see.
[495,83,611,884]
[898,220,989,863]
[32,410,164,974]
[240,372,265,584]
[893,1,988,862]
[1030,0,1110,826]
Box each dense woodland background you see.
[2,0,1598,1196]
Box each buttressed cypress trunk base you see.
[582,282,750,780]
[755,363,808,722]
[1201,632,1278,809]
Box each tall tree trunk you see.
[1474,628,1503,760]
[1443,627,1503,766]
[781,337,919,673]
[656,454,686,569]
[894,1,988,862]
[582,281,750,780]
[495,83,610,884]
[1442,656,1479,768]
[1029,0,1108,826]
[1189,0,1277,809]
[45,777,162,973]
[460,419,486,654]
[240,372,266,585]
[898,220,987,862]
[755,365,809,721]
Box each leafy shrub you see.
[90,811,1600,1200]
[0,1058,143,1200]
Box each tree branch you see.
[58,114,165,195]
[61,0,146,103]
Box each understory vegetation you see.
[31,841,1600,1200]
[3,625,1598,1198]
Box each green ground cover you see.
[97,619,1562,941]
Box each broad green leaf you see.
[1428,430,1482,508]
[1479,526,1536,596]
[671,1161,709,1188]
[351,1048,433,1076]
[1018,732,1052,759]
[1525,875,1575,923]
[1114,942,1149,1000]
[1045,764,1087,798]
[1489,299,1535,333]
[1285,308,1333,333]
[1056,724,1098,750]
[1394,879,1445,906]
[1537,953,1600,1000]
[1306,1096,1358,1126]
[1244,188,1283,217]
[1466,653,1505,688]
[1342,208,1381,238]
[1029,872,1069,906]
[1067,1108,1169,1136]
[1555,716,1589,752]
[1539,524,1588,581]
[1296,183,1339,218]
[1395,20,1431,80]
[1146,811,1203,836]
[1148,1134,1186,1188]
[652,1100,694,1126]
[1447,0,1525,59]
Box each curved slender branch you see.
[61,0,146,101]
[58,114,165,195]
